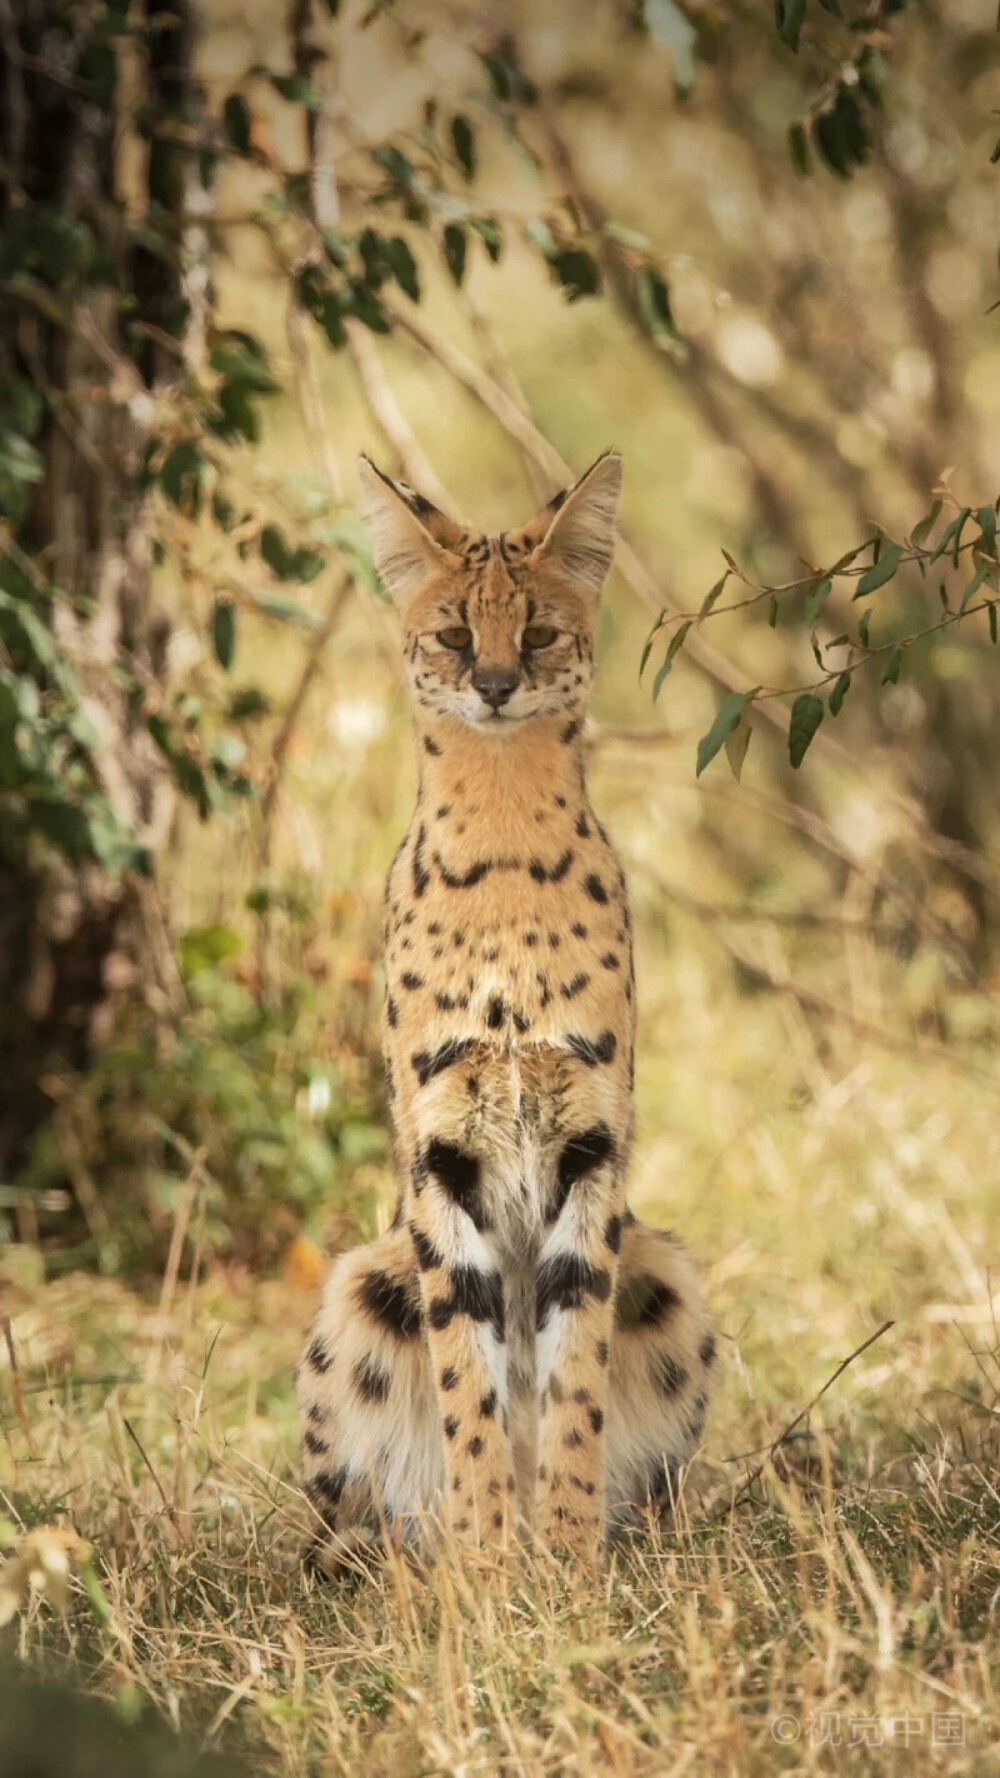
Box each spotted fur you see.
[297,452,715,1568]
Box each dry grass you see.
[3,1046,999,1775]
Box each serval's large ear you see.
[357,457,463,608]
[528,450,622,595]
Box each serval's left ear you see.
[528,450,622,595]
[357,456,464,609]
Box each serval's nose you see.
[472,665,519,709]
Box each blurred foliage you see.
[16,928,386,1273]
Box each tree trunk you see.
[0,0,192,1179]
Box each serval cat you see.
[297,451,715,1568]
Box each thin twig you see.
[123,1416,183,1537]
[730,1320,895,1508]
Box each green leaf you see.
[260,523,292,578]
[229,685,270,719]
[635,265,677,340]
[451,114,476,179]
[788,692,824,768]
[696,689,756,777]
[552,249,601,302]
[775,0,807,53]
[768,594,779,628]
[639,612,666,681]
[159,440,204,517]
[724,709,752,783]
[829,670,851,716]
[990,604,997,645]
[910,498,942,550]
[858,609,871,647]
[853,543,903,598]
[805,575,832,625]
[250,590,323,627]
[223,93,251,155]
[959,557,991,614]
[644,0,698,93]
[443,223,467,285]
[788,121,811,175]
[700,573,729,616]
[929,506,971,565]
[373,145,414,188]
[270,73,323,109]
[880,646,903,686]
[651,619,692,702]
[386,235,420,302]
[212,598,236,671]
[525,217,557,259]
[976,503,997,557]
[469,216,503,262]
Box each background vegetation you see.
[1,0,998,1771]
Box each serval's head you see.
[358,452,622,732]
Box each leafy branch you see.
[641,492,1000,776]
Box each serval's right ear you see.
[357,457,462,609]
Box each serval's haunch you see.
[297,451,715,1567]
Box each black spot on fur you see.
[523,930,539,947]
[529,847,574,885]
[600,952,620,971]
[386,997,398,1028]
[437,854,493,889]
[423,735,442,756]
[412,1037,473,1087]
[467,1435,484,1458]
[305,1338,332,1375]
[559,1125,615,1194]
[429,1266,505,1341]
[571,921,587,939]
[479,1390,497,1418]
[412,824,430,898]
[560,971,590,1000]
[554,793,567,808]
[411,1226,444,1272]
[588,1406,604,1433]
[444,1415,459,1439]
[354,1356,391,1403]
[304,1429,328,1456]
[575,811,590,838]
[312,1465,346,1505]
[512,1009,531,1033]
[536,1255,612,1329]
[561,718,581,743]
[584,873,608,904]
[426,1139,482,1222]
[652,1353,689,1397]
[596,1339,609,1366]
[564,1429,583,1448]
[359,1269,421,1339]
[567,1030,617,1067]
[604,1214,623,1254]
[401,970,424,991]
[700,1333,717,1367]
[486,996,506,1030]
[616,1275,681,1332]
[441,1367,458,1390]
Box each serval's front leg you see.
[406,1079,516,1548]
[535,1096,627,1561]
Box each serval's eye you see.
[436,626,472,651]
[523,623,558,649]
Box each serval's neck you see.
[413,713,587,825]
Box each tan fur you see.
[298,454,715,1567]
